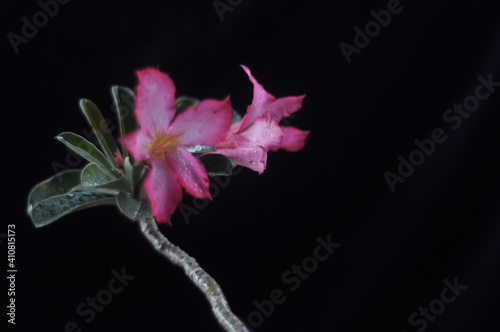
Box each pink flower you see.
[122,68,232,224]
[215,65,309,173]
[113,149,124,169]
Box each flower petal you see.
[135,68,177,134]
[120,130,151,162]
[216,143,268,174]
[240,65,306,130]
[274,126,310,152]
[166,147,211,199]
[169,97,232,146]
[144,158,183,225]
[266,95,306,122]
[113,149,124,168]
[215,113,282,173]
[239,113,283,150]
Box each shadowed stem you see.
[138,217,250,332]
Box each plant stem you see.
[138,217,250,332]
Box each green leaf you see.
[116,191,153,221]
[111,86,137,157]
[79,98,118,162]
[198,154,233,176]
[27,170,81,216]
[56,132,120,178]
[75,180,129,193]
[124,157,147,193]
[81,163,114,186]
[232,109,242,125]
[175,96,199,115]
[31,191,116,228]
[184,145,216,154]
[79,163,129,192]
[124,156,135,190]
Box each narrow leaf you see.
[184,145,216,154]
[81,163,114,186]
[56,132,120,178]
[79,98,118,162]
[31,191,116,228]
[116,191,153,221]
[198,154,233,176]
[124,156,135,191]
[111,86,137,157]
[124,157,147,193]
[73,180,129,194]
[79,164,128,192]
[27,170,81,216]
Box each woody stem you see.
[138,217,250,332]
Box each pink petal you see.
[239,65,275,129]
[216,144,268,174]
[215,113,282,173]
[226,121,245,136]
[120,130,151,162]
[239,113,283,150]
[166,147,211,199]
[113,149,124,168]
[135,68,177,135]
[169,97,232,146]
[144,158,183,225]
[265,95,305,123]
[240,65,306,130]
[275,126,310,152]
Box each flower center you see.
[148,133,180,159]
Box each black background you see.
[3,0,500,331]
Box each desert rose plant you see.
[27,65,309,331]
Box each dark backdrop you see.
[3,0,500,331]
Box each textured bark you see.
[139,217,250,332]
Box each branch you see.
[138,217,250,332]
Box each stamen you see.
[148,133,179,159]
